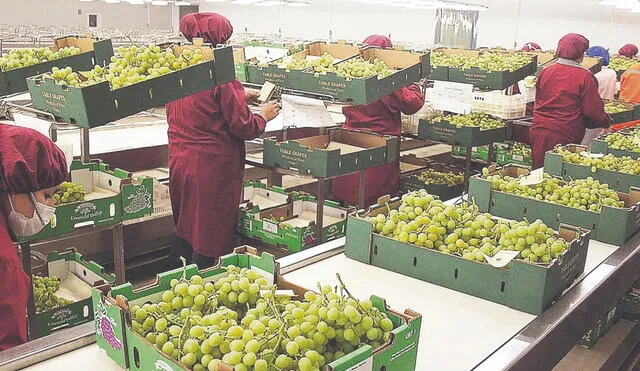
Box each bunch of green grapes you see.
[554,147,640,175]
[53,181,86,205]
[0,46,81,71]
[367,190,569,264]
[129,263,391,370]
[483,172,624,212]
[43,44,206,90]
[430,50,467,67]
[433,112,505,130]
[429,50,532,72]
[281,52,336,73]
[33,275,74,313]
[498,141,530,157]
[610,56,637,72]
[416,169,464,186]
[601,129,640,153]
[604,101,632,114]
[335,57,394,79]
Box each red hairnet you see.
[521,42,541,52]
[363,35,393,49]
[619,44,638,58]
[556,33,589,60]
[179,12,233,46]
[0,124,68,194]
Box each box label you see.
[347,357,373,371]
[263,220,278,234]
[71,202,103,221]
[123,186,152,215]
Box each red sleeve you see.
[217,80,267,140]
[0,265,28,351]
[581,74,611,128]
[386,84,425,115]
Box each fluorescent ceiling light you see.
[206,0,227,2]
[175,0,191,4]
[255,0,286,6]
[287,0,310,6]
[151,0,168,4]
[104,0,121,3]
[231,0,260,4]
[599,0,619,4]
[127,0,145,4]
[79,0,95,2]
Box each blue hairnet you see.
[586,46,610,66]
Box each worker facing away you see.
[530,33,611,169]
[619,43,639,58]
[582,46,617,146]
[332,35,425,208]
[167,13,280,269]
[0,124,68,350]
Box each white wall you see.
[0,0,172,29]
[202,0,640,52]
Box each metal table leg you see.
[267,169,283,188]
[112,224,125,284]
[80,128,90,164]
[358,169,366,210]
[464,146,472,192]
[19,242,37,340]
[315,178,326,245]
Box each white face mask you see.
[7,193,56,237]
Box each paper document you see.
[281,94,335,129]
[430,81,473,114]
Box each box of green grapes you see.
[544,144,640,194]
[399,155,466,201]
[91,246,422,371]
[26,41,235,128]
[17,160,152,242]
[0,35,113,96]
[263,128,399,178]
[604,100,635,124]
[32,248,115,339]
[591,128,640,160]
[469,164,640,246]
[292,46,430,105]
[345,191,590,314]
[238,183,350,252]
[417,112,512,147]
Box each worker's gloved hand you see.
[245,89,260,105]
[260,101,281,121]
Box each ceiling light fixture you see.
[175,0,192,5]
[206,0,227,2]
[79,0,95,2]
[231,0,260,4]
[151,0,168,4]
[286,0,310,6]
[255,0,286,6]
[127,0,145,4]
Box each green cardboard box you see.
[263,128,399,178]
[345,196,590,315]
[399,156,465,201]
[91,247,422,371]
[18,160,144,242]
[578,299,623,348]
[544,145,640,193]
[591,131,640,160]
[238,191,350,252]
[604,100,635,124]
[32,248,115,338]
[417,117,512,147]
[470,164,640,246]
[0,35,113,96]
[27,43,235,128]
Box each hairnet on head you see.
[556,33,589,61]
[0,124,68,194]
[619,44,639,58]
[363,35,393,49]
[586,46,610,66]
[521,42,541,52]
[179,12,233,46]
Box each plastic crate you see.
[472,91,526,120]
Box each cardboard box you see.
[399,155,465,201]
[27,43,235,128]
[345,196,590,314]
[18,160,150,242]
[544,144,640,193]
[604,100,635,124]
[92,247,422,371]
[0,35,113,96]
[263,128,399,178]
[469,164,640,246]
[32,248,115,338]
[591,130,640,160]
[417,116,512,147]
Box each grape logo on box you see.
[124,186,152,215]
[95,298,122,350]
[72,202,102,221]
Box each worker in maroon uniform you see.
[332,35,425,207]
[167,13,280,268]
[619,44,639,58]
[0,124,68,350]
[530,33,611,169]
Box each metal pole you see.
[19,242,37,340]
[315,178,326,245]
[112,224,126,285]
[80,128,90,164]
[464,146,472,192]
[358,169,366,210]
